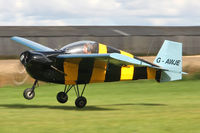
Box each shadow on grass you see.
[101,103,167,106]
[0,103,167,111]
[0,104,116,111]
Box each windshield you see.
[60,41,98,54]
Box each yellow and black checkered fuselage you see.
[63,43,157,85]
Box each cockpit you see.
[60,41,98,54]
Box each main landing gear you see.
[23,80,38,100]
[57,84,87,108]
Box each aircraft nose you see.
[20,51,53,66]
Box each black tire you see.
[75,96,87,108]
[57,92,68,103]
[23,88,35,100]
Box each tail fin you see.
[153,40,183,82]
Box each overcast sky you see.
[0,0,199,26]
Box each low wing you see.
[57,53,161,69]
[11,36,54,51]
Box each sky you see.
[0,0,199,26]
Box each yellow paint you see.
[63,59,80,85]
[120,50,134,80]
[99,43,107,53]
[120,65,134,80]
[90,60,107,83]
[120,50,134,58]
[147,67,156,79]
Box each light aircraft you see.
[11,36,185,108]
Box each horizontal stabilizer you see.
[11,36,54,51]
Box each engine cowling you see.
[20,51,52,66]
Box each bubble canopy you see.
[60,41,98,54]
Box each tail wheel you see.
[75,96,87,108]
[57,92,68,103]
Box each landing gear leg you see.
[74,84,87,108]
[23,80,38,100]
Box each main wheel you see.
[23,88,35,100]
[75,96,87,108]
[57,92,68,103]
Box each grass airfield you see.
[0,79,200,133]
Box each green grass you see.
[0,79,200,133]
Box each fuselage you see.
[20,41,159,85]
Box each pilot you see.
[83,43,93,54]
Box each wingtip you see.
[11,36,19,40]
